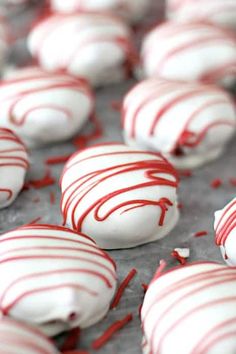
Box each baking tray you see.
[0,1,236,353]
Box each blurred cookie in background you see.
[166,0,236,32]
[50,0,151,24]
[141,21,236,88]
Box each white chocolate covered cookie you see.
[0,66,94,147]
[141,21,236,88]
[122,78,236,169]
[0,224,117,336]
[0,317,59,354]
[60,143,179,249]
[166,0,236,32]
[142,261,236,354]
[28,13,137,87]
[0,127,28,209]
[215,198,236,266]
[166,0,189,18]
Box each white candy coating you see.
[0,127,28,209]
[0,317,59,354]
[122,78,236,169]
[50,0,151,23]
[141,21,236,88]
[166,0,187,18]
[60,143,179,249]
[166,0,236,32]
[0,66,94,147]
[28,13,136,87]
[142,262,236,354]
[215,198,236,266]
[0,224,117,336]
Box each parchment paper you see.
[0,1,235,353]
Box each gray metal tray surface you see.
[0,1,236,353]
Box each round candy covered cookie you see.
[0,66,94,147]
[0,224,117,336]
[215,198,236,265]
[166,0,236,32]
[60,143,179,249]
[50,0,151,24]
[141,261,236,354]
[0,127,28,209]
[0,317,59,354]
[141,21,236,88]
[122,78,236,169]
[28,13,137,87]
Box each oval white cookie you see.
[0,224,117,336]
[0,66,94,147]
[61,143,179,249]
[0,127,29,209]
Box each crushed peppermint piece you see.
[171,248,190,265]
[174,248,190,258]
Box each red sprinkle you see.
[141,283,148,292]
[32,197,40,203]
[179,170,192,177]
[210,178,223,189]
[171,250,187,265]
[194,230,208,238]
[63,352,90,354]
[110,268,137,309]
[229,178,236,187]
[27,217,42,225]
[45,154,71,165]
[110,101,122,112]
[24,169,55,189]
[92,313,133,350]
[177,203,183,209]
[61,327,80,351]
[50,191,56,205]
